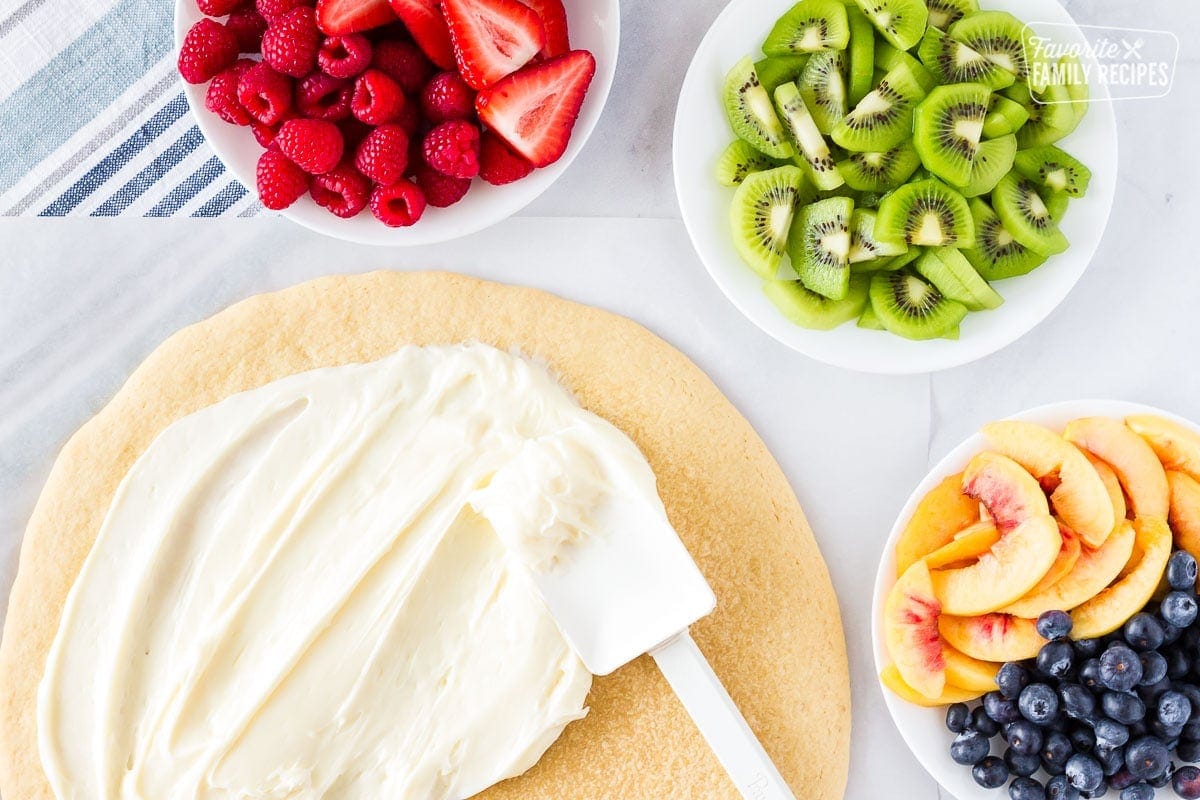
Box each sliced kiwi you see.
[926,0,978,30]
[1043,188,1069,222]
[949,11,1044,91]
[982,94,1030,138]
[915,247,1003,310]
[1010,83,1079,148]
[1058,54,1089,124]
[715,140,787,187]
[874,41,937,93]
[1012,144,1091,197]
[764,273,870,330]
[869,270,968,340]
[913,83,991,187]
[857,303,885,329]
[849,208,908,263]
[837,141,921,192]
[962,134,1016,197]
[831,61,927,152]
[961,197,1047,280]
[788,196,854,299]
[730,165,806,278]
[764,0,850,55]
[724,56,794,159]
[917,27,1016,90]
[756,55,810,96]
[852,244,920,274]
[853,0,929,51]
[876,178,975,248]
[844,3,876,105]
[991,171,1068,255]
[775,81,845,191]
[800,51,849,134]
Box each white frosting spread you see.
[38,343,666,800]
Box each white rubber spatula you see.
[522,488,798,800]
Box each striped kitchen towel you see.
[0,0,260,216]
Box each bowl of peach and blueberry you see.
[175,0,617,243]
[873,401,1200,799]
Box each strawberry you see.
[474,49,594,168]
[315,0,396,35]
[520,0,568,57]
[441,0,544,90]
[387,0,455,70]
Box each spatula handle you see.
[651,631,796,800]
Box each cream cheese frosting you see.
[37,343,670,800]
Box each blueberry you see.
[1076,638,1103,658]
[1062,684,1097,721]
[1139,677,1172,706]
[1117,783,1153,800]
[1095,718,1131,748]
[1124,614,1166,651]
[946,702,970,733]
[973,755,1010,789]
[1007,747,1043,778]
[1043,730,1074,767]
[1125,736,1170,780]
[1066,753,1105,792]
[1083,785,1109,798]
[1163,591,1200,629]
[974,705,1002,737]
[1039,610,1074,641]
[1169,650,1192,680]
[1010,776,1046,800]
[1164,623,1184,646]
[1109,770,1137,791]
[1159,690,1193,727]
[1071,725,1098,754]
[1101,646,1145,692]
[1040,640,1077,680]
[1022,683,1062,725]
[1185,626,1200,650]
[1172,682,1200,712]
[1047,774,1081,800]
[1150,716,1184,741]
[1176,764,1200,799]
[999,662,1034,700]
[1081,659,1105,692]
[951,729,992,765]
[1149,765,1175,788]
[1138,652,1168,686]
[1184,718,1200,742]
[988,690,1023,724]
[1168,551,1199,591]
[1007,720,1045,756]
[1103,692,1146,725]
[1178,739,1200,762]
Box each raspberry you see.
[370,180,426,227]
[251,120,281,147]
[370,39,432,94]
[296,72,351,120]
[196,0,242,18]
[422,120,480,179]
[414,161,470,207]
[351,68,405,125]
[204,59,254,125]
[338,118,373,149]
[178,18,239,84]
[419,71,474,123]
[261,6,320,77]
[354,124,409,185]
[256,0,306,19]
[276,118,344,174]
[225,6,267,51]
[318,34,372,78]
[395,98,421,136]
[256,147,309,209]
[310,163,371,217]
[237,61,294,125]
[478,131,533,185]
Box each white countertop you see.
[2,0,1198,798]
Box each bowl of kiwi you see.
[673,0,1117,374]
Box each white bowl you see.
[870,399,1200,800]
[672,0,1118,375]
[175,0,619,245]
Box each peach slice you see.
[981,421,1115,547]
[943,645,1000,692]
[1071,516,1173,639]
[880,664,984,707]
[1065,416,1170,520]
[895,472,982,575]
[1023,524,1082,596]
[1088,454,1128,524]
[961,451,1051,530]
[884,561,946,699]
[1168,470,1200,563]
[930,515,1061,616]
[1127,414,1200,479]
[939,613,1045,663]
[923,522,1001,570]
[1001,520,1136,618]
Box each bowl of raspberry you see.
[175,0,618,244]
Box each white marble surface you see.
[2,1,1199,799]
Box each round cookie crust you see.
[0,271,850,800]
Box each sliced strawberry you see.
[388,0,456,70]
[442,0,545,90]
[316,0,397,34]
[520,0,568,57]
[475,49,594,168]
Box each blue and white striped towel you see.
[0,0,261,216]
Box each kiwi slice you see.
[730,165,806,278]
[857,303,885,329]
[962,134,1016,197]
[800,51,849,134]
[764,0,850,55]
[775,82,845,191]
[1010,84,1079,148]
[844,3,876,105]
[849,208,908,263]
[874,41,937,93]
[852,244,920,274]
[991,171,1067,256]
[913,83,991,187]
[961,197,1046,280]
[982,95,1030,138]
[724,57,794,159]
[831,61,927,152]
[876,178,975,248]
[917,27,1016,90]
[837,141,921,192]
[1058,55,1089,124]
[715,140,786,186]
[949,11,1044,91]
[756,55,810,96]
[1012,144,1091,197]
[915,247,1003,310]
[869,270,968,340]
[853,0,929,51]
[1043,189,1069,222]
[926,0,977,30]
[764,273,870,330]
[789,196,854,299]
